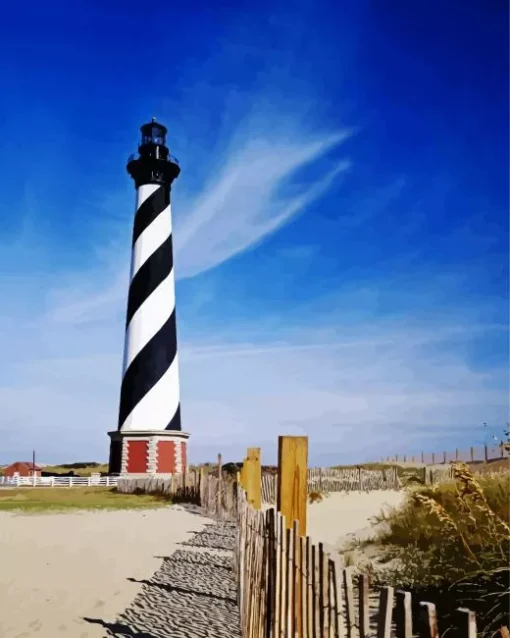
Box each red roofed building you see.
[3,462,42,478]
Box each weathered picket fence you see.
[116,471,201,503]
[233,483,508,638]
[200,473,237,519]
[261,467,399,504]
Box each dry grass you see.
[0,487,172,513]
[308,490,327,504]
[369,463,510,634]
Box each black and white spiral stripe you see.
[118,183,181,432]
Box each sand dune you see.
[307,490,406,552]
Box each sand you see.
[0,491,407,637]
[0,505,210,638]
[307,490,406,552]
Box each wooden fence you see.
[261,467,399,504]
[200,473,237,518]
[117,472,201,503]
[234,482,508,638]
[0,475,119,488]
[383,443,509,465]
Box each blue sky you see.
[0,0,508,465]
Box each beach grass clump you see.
[370,463,509,634]
[308,490,328,504]
[0,487,172,513]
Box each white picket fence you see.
[0,475,119,488]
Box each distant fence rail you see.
[0,475,119,488]
[261,467,399,504]
[383,443,509,465]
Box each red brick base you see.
[108,431,189,475]
[126,440,149,473]
[157,441,177,473]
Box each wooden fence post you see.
[240,459,247,489]
[277,436,308,637]
[277,436,308,535]
[244,447,262,510]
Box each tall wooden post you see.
[244,447,262,510]
[277,436,308,637]
[277,436,308,535]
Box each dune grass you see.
[0,487,172,513]
[369,463,510,634]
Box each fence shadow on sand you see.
[83,522,241,638]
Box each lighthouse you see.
[108,119,189,476]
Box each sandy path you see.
[307,490,406,551]
[0,505,210,638]
[103,521,241,637]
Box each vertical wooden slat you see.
[320,544,329,638]
[343,567,356,638]
[300,535,308,638]
[266,508,276,637]
[358,574,370,638]
[217,453,223,518]
[313,543,321,638]
[307,537,314,638]
[275,512,283,638]
[395,590,413,638]
[418,602,439,638]
[293,520,302,638]
[280,516,288,637]
[456,608,477,638]
[286,527,294,637]
[330,555,345,638]
[376,587,394,638]
[318,544,325,633]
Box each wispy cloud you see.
[173,127,351,279]
[43,114,351,325]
